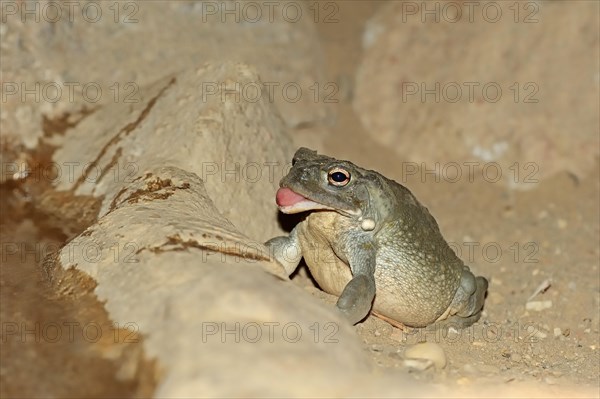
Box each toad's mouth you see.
[275,187,362,216]
[275,187,336,214]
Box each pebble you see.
[533,330,547,339]
[544,376,559,385]
[403,358,434,371]
[557,219,568,229]
[554,327,562,337]
[526,300,553,311]
[511,353,522,362]
[404,342,447,369]
[370,344,383,352]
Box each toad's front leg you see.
[265,226,303,276]
[336,242,377,324]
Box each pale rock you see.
[56,165,382,397]
[1,1,329,181]
[50,63,294,242]
[553,328,562,338]
[404,342,447,369]
[403,358,434,372]
[354,2,599,189]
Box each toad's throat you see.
[275,187,360,216]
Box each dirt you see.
[0,162,158,398]
[298,0,599,392]
[1,1,598,397]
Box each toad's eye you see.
[328,168,351,187]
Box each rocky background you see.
[1,1,598,397]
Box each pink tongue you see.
[276,188,307,207]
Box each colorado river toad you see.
[266,148,488,328]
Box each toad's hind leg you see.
[438,267,488,328]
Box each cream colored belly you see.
[296,213,352,296]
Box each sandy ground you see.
[1,1,598,397]
[297,0,600,394]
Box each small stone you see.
[447,326,459,335]
[557,219,567,229]
[568,281,577,290]
[403,358,434,371]
[404,342,447,369]
[374,329,381,337]
[371,344,383,352]
[562,328,571,337]
[553,327,562,337]
[511,353,522,362]
[526,300,552,311]
[544,376,559,385]
[390,328,406,342]
[533,330,547,339]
